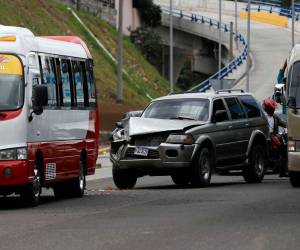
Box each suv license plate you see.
[134,147,149,156]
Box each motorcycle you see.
[268,129,288,176]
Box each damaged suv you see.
[110,90,269,189]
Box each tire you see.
[53,184,67,199]
[53,159,86,199]
[243,144,265,183]
[20,161,42,207]
[191,147,212,187]
[69,159,86,198]
[171,174,191,186]
[113,164,137,189]
[289,172,300,187]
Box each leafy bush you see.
[130,27,163,70]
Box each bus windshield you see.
[288,61,300,109]
[0,55,24,111]
[0,74,23,111]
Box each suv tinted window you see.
[212,99,229,121]
[225,97,246,120]
[239,95,261,118]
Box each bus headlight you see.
[0,147,27,160]
[288,141,296,152]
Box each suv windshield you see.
[0,74,23,111]
[142,98,210,121]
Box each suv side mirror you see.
[32,85,48,115]
[116,121,123,129]
[125,110,143,118]
[214,110,228,123]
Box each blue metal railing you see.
[161,8,248,93]
[243,1,300,20]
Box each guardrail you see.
[161,7,248,92]
[243,1,300,20]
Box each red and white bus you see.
[0,26,99,205]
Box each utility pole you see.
[170,0,174,93]
[218,0,222,89]
[117,0,124,102]
[76,0,80,11]
[235,0,238,48]
[246,0,251,92]
[230,22,234,61]
[292,0,295,48]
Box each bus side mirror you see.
[32,85,48,115]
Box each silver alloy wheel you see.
[254,151,264,176]
[79,161,85,192]
[201,154,210,180]
[32,167,41,198]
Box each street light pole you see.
[170,0,174,93]
[292,0,295,48]
[117,0,124,102]
[246,0,251,92]
[235,0,238,40]
[218,0,222,89]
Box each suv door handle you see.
[245,123,249,126]
[228,125,233,129]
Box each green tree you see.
[133,0,161,27]
[130,27,163,70]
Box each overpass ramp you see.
[156,1,299,101]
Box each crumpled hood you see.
[127,117,204,136]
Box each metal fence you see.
[161,7,248,93]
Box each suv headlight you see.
[0,147,28,160]
[166,134,194,145]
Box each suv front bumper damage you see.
[111,143,196,171]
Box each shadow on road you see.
[0,195,57,210]
[135,181,247,190]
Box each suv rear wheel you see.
[243,144,265,183]
[289,172,300,187]
[191,148,212,187]
[113,164,137,189]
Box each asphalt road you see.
[0,170,300,250]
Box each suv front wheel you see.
[113,164,137,189]
[243,144,265,183]
[191,147,212,187]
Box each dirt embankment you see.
[99,102,146,131]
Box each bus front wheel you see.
[20,161,42,206]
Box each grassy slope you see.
[0,0,169,106]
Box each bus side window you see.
[60,59,72,107]
[80,61,89,107]
[39,55,58,107]
[72,60,84,108]
[86,60,96,107]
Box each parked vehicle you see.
[0,26,99,205]
[286,44,300,187]
[110,90,269,189]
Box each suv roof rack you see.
[216,89,245,94]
